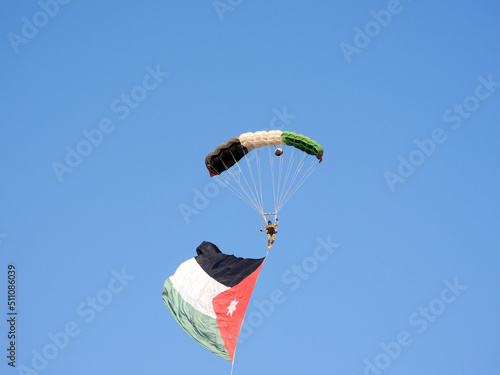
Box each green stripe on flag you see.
[162,278,230,361]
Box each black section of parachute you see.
[205,137,248,176]
[195,241,264,288]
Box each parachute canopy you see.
[204,130,324,218]
[162,241,265,361]
[205,130,323,177]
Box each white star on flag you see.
[227,298,239,316]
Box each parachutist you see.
[260,218,279,249]
[275,148,283,156]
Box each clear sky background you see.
[1,1,500,374]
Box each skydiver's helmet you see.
[275,148,283,156]
[268,220,272,224]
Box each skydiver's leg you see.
[267,234,272,249]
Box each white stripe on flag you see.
[170,258,229,319]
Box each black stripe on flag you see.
[195,241,265,288]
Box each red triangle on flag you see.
[212,263,264,362]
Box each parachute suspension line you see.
[214,174,257,214]
[243,150,260,211]
[227,150,264,214]
[275,148,291,210]
[275,147,297,212]
[229,248,271,375]
[243,147,264,215]
[216,164,261,214]
[215,175,262,215]
[256,148,264,215]
[268,147,278,214]
[279,154,314,211]
[277,157,318,212]
[211,143,321,220]
[213,156,263,215]
[217,148,263,214]
[275,150,308,212]
[276,147,285,212]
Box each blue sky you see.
[1,1,500,374]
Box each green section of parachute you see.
[281,131,324,159]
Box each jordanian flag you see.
[162,241,265,361]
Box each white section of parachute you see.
[239,130,286,152]
[214,130,319,220]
